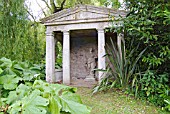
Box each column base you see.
[84,76,96,82]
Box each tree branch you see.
[41,0,52,13]
[55,0,66,13]
[50,0,57,13]
[36,0,47,17]
[24,4,36,22]
[26,9,36,22]
[41,0,67,14]
[60,0,66,10]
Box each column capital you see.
[97,28,105,33]
[62,30,69,35]
[46,31,54,36]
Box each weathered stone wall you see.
[70,36,98,79]
[70,30,117,81]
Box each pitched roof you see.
[40,4,127,25]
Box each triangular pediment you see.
[40,5,127,25]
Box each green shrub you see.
[109,0,170,111]
[136,70,170,110]
[112,0,170,79]
[164,99,170,111]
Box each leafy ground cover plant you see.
[0,58,91,114]
[0,57,45,98]
[1,80,91,114]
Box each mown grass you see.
[77,87,168,114]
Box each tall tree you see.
[0,0,45,63]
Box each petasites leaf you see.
[0,75,22,90]
[50,83,77,95]
[0,57,12,68]
[49,96,61,114]
[9,89,49,114]
[6,84,31,104]
[60,91,91,114]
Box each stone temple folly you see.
[40,5,126,86]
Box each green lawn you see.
[77,87,167,114]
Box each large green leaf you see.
[9,101,22,114]
[13,63,25,71]
[0,75,22,90]
[29,64,42,71]
[6,84,31,104]
[33,80,91,114]
[0,57,12,68]
[0,58,19,75]
[10,89,49,114]
[51,84,77,95]
[33,80,53,93]
[22,70,35,81]
[49,96,61,114]
[13,61,42,81]
[4,80,91,114]
[61,91,82,104]
[60,91,91,114]
[13,61,29,71]
[33,80,77,95]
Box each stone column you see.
[62,31,70,85]
[46,30,55,83]
[97,29,106,82]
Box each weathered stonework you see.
[41,5,127,85]
[70,30,98,80]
